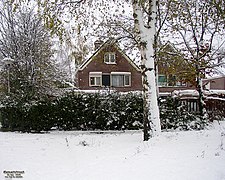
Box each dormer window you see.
[104,52,116,64]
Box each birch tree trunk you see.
[132,0,161,140]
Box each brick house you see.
[203,76,225,90]
[156,42,196,96]
[75,39,142,92]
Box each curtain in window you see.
[95,77,101,85]
[112,75,124,87]
[104,54,109,63]
[124,75,130,86]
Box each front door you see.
[102,75,110,87]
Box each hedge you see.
[0,92,211,133]
[0,92,143,132]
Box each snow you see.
[172,90,199,97]
[205,90,225,96]
[0,121,225,180]
[172,89,225,99]
[207,97,225,102]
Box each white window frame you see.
[111,72,131,87]
[89,72,102,87]
[104,52,116,64]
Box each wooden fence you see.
[180,97,225,120]
[205,98,225,119]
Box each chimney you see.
[94,40,104,50]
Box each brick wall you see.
[209,77,225,90]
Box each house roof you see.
[78,39,141,72]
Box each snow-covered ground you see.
[1,121,225,180]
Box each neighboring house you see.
[156,42,195,96]
[76,39,142,92]
[203,76,225,90]
[158,75,195,95]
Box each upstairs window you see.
[168,75,186,87]
[176,81,187,87]
[104,52,116,64]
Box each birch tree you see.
[132,0,161,140]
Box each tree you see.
[132,0,161,140]
[156,42,196,86]
[165,0,225,125]
[53,24,91,86]
[0,2,57,103]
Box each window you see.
[112,75,124,87]
[168,75,176,86]
[104,52,116,64]
[158,74,187,87]
[158,75,167,87]
[176,81,187,87]
[89,72,131,87]
[89,72,102,86]
[124,75,131,86]
[90,77,101,86]
[111,72,131,87]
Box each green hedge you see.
[0,92,207,133]
[159,97,204,130]
[0,92,143,132]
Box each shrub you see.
[159,96,201,131]
[0,92,143,132]
[1,92,210,133]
